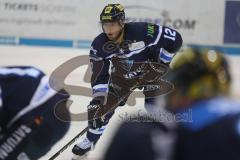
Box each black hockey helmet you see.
[169,47,231,99]
[100,4,125,23]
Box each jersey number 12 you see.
[163,28,176,41]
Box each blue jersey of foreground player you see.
[174,97,240,160]
[89,22,183,100]
[102,97,240,160]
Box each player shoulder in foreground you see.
[0,66,70,160]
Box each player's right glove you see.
[87,99,105,129]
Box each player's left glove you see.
[87,99,105,129]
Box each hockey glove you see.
[87,99,105,129]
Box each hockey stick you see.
[49,126,89,160]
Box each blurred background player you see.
[0,66,70,160]
[102,47,240,160]
[72,3,182,159]
[167,48,240,160]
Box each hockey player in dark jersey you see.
[102,48,240,160]
[72,4,182,158]
[167,48,240,160]
[0,66,70,160]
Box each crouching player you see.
[0,66,70,160]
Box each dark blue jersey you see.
[174,97,240,160]
[0,66,58,132]
[89,22,182,101]
[103,97,240,160]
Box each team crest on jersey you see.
[129,41,145,51]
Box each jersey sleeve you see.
[89,44,110,104]
[152,25,183,64]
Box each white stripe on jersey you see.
[93,84,108,90]
[7,76,57,128]
[0,67,41,78]
[147,25,163,47]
